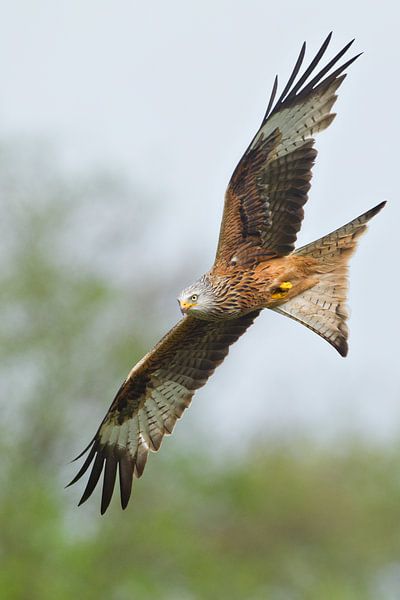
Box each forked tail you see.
[272,202,385,356]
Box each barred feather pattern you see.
[273,203,385,355]
[257,80,341,161]
[68,311,260,513]
[258,139,317,255]
[214,34,360,269]
[68,36,383,516]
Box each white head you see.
[178,275,217,318]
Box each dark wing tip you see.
[65,442,96,488]
[265,34,360,119]
[70,434,97,463]
[67,440,136,514]
[336,338,349,357]
[119,453,134,510]
[263,75,279,122]
[100,450,118,514]
[367,200,386,219]
[78,450,106,507]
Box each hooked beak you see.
[178,299,195,314]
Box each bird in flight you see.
[68,34,384,513]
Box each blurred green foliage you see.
[2,441,400,599]
[1,144,400,599]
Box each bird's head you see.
[178,276,217,318]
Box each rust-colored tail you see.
[272,202,385,356]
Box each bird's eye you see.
[190,294,198,302]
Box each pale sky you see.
[2,1,399,447]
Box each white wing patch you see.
[98,378,193,459]
[253,80,341,160]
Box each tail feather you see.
[272,202,385,356]
[295,202,385,260]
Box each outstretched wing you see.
[68,311,259,513]
[214,33,360,270]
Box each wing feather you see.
[119,453,134,509]
[68,311,259,513]
[214,35,360,270]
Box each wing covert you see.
[214,34,360,270]
[68,311,260,513]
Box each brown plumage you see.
[68,34,385,513]
[68,311,259,513]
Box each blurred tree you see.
[0,140,400,600]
